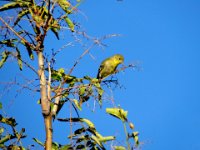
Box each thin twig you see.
[47,62,51,101]
[68,43,95,75]
[0,17,35,49]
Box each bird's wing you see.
[97,63,103,79]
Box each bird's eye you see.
[118,57,121,60]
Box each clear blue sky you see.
[1,0,200,149]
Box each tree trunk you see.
[37,51,52,149]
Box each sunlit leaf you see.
[106,108,128,122]
[51,28,60,40]
[91,135,104,149]
[113,146,126,150]
[0,102,2,109]
[0,134,12,144]
[74,127,86,135]
[37,99,41,104]
[83,75,92,80]
[52,142,59,150]
[49,18,60,39]
[58,68,65,74]
[131,131,139,146]
[56,0,71,14]
[0,1,31,12]
[57,118,95,129]
[63,74,76,83]
[0,128,4,134]
[59,144,73,150]
[51,70,63,81]
[30,6,45,25]
[7,145,26,150]
[33,138,44,146]
[81,118,95,129]
[14,9,29,26]
[0,115,17,126]
[73,99,82,110]
[65,17,74,32]
[16,47,22,70]
[79,86,86,96]
[87,128,115,143]
[98,136,115,142]
[20,41,34,60]
[0,39,17,47]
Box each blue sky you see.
[1,0,200,150]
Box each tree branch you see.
[0,17,35,50]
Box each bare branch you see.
[0,17,35,50]
[68,43,95,75]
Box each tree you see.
[0,0,139,149]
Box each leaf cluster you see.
[0,103,26,150]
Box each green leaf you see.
[0,51,10,68]
[83,75,92,80]
[51,28,60,40]
[63,74,76,83]
[106,108,128,122]
[59,144,73,150]
[113,146,126,150]
[74,127,86,136]
[57,0,71,14]
[79,86,86,95]
[51,68,65,81]
[0,102,2,109]
[97,87,103,98]
[57,118,95,129]
[0,115,17,126]
[51,70,63,81]
[33,138,44,146]
[91,135,104,148]
[131,132,139,146]
[0,128,4,134]
[0,134,12,144]
[79,85,92,105]
[0,1,31,12]
[98,136,115,142]
[81,118,95,129]
[73,99,82,111]
[58,68,65,74]
[0,39,17,47]
[7,145,26,150]
[65,17,74,32]
[50,18,60,40]
[37,99,41,104]
[87,128,115,143]
[52,142,59,150]
[14,9,29,26]
[20,41,34,60]
[16,48,23,70]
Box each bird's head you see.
[113,54,124,65]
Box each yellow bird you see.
[97,54,124,80]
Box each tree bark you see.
[37,51,52,149]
